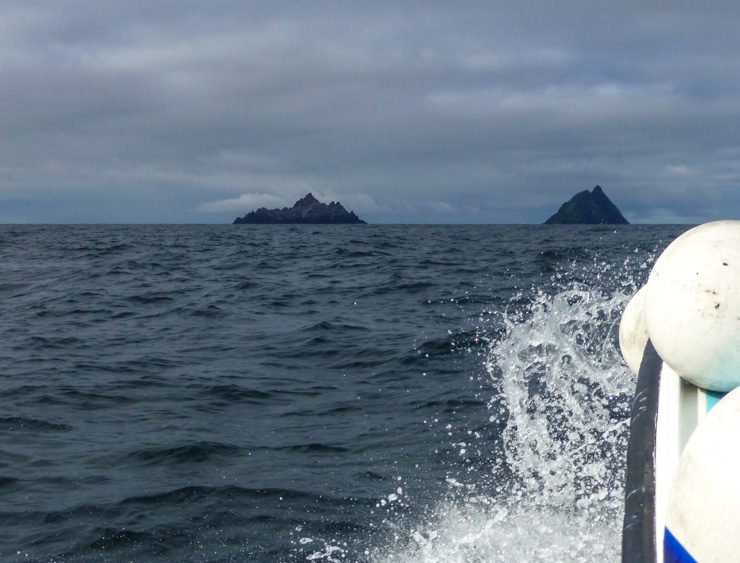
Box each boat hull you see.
[622,340,720,563]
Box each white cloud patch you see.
[663,164,700,178]
[198,193,286,213]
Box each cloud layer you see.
[1,1,739,223]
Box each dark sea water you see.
[0,224,687,562]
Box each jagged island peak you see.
[233,193,366,224]
[545,185,629,224]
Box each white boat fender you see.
[644,220,740,392]
[619,285,649,376]
[665,386,740,562]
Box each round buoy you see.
[619,286,649,376]
[665,387,740,561]
[644,221,740,392]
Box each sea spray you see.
[492,286,634,513]
[375,279,639,562]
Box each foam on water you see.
[370,280,637,562]
[375,500,614,562]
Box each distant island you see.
[545,185,629,224]
[233,193,366,224]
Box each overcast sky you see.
[2,1,740,223]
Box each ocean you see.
[0,224,686,562]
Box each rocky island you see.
[545,185,629,224]
[233,193,366,224]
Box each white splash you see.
[375,283,636,562]
[376,500,614,563]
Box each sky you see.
[2,1,740,224]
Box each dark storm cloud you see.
[1,1,740,223]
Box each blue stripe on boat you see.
[664,528,697,563]
[706,389,725,412]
